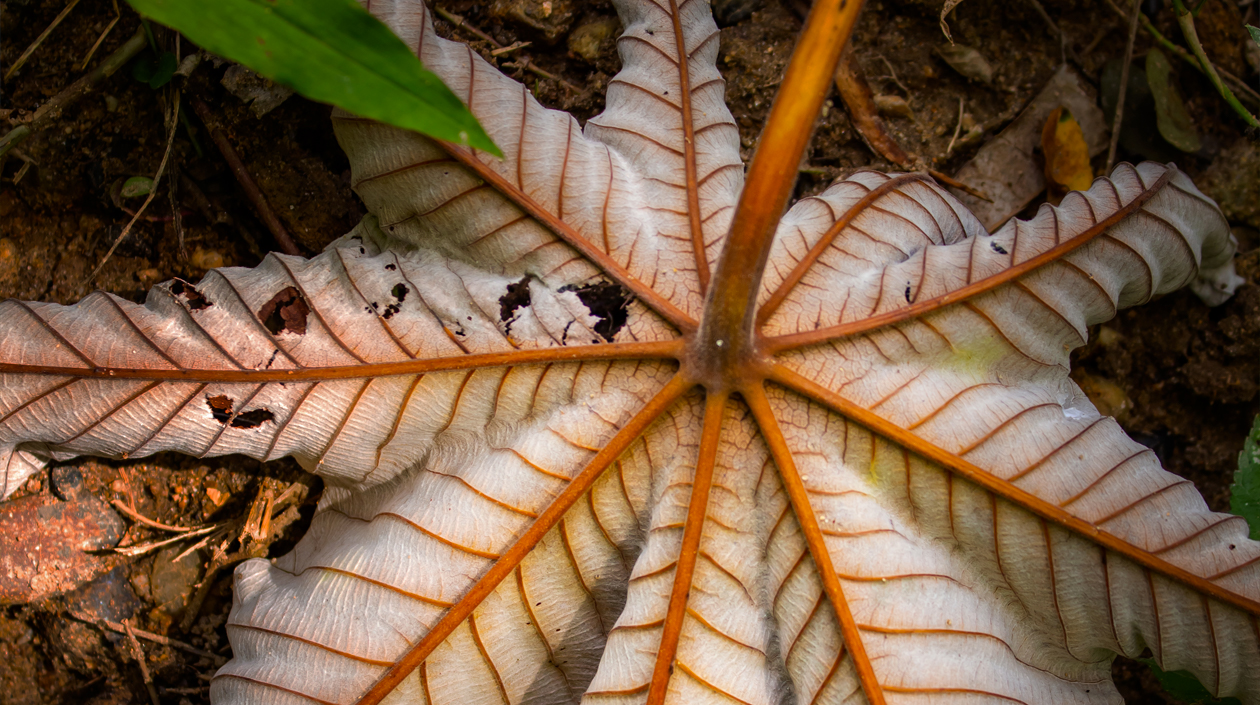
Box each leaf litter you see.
[2,1,1260,703]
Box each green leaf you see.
[121,176,155,198]
[1247,24,1260,48]
[130,51,179,89]
[1141,659,1242,705]
[1231,414,1260,540]
[123,0,500,156]
[1145,48,1202,153]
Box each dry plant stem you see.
[1101,0,1260,109]
[100,620,226,663]
[704,0,866,361]
[743,383,887,705]
[0,26,146,159]
[124,620,162,705]
[80,0,121,70]
[114,524,221,557]
[767,364,1260,616]
[189,97,303,257]
[82,92,181,289]
[111,498,200,532]
[1171,0,1260,128]
[1106,0,1142,173]
[4,0,83,81]
[765,167,1171,352]
[354,373,693,705]
[646,390,728,705]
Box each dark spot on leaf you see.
[990,241,1008,255]
[385,264,397,271]
[382,304,401,319]
[359,247,366,255]
[170,279,211,310]
[231,408,275,429]
[904,285,913,303]
[206,395,233,423]
[559,281,633,342]
[392,283,409,302]
[498,277,532,335]
[371,302,379,309]
[258,286,310,336]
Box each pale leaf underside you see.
[0,1,1257,704]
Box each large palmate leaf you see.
[1,1,1258,704]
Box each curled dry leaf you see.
[1,1,1258,704]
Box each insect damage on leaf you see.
[559,281,632,343]
[256,285,309,335]
[170,278,212,310]
[205,395,275,429]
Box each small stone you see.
[0,487,125,604]
[567,17,619,63]
[151,546,204,617]
[103,94,119,112]
[50,466,86,502]
[873,94,914,119]
[190,247,226,271]
[204,486,226,507]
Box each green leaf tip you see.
[123,0,501,156]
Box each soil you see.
[1,0,1259,702]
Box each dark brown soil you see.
[2,0,1258,702]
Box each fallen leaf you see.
[935,43,993,83]
[939,0,965,42]
[1041,106,1093,204]
[0,2,1257,705]
[1147,47,1203,154]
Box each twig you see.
[1102,0,1260,109]
[4,0,84,81]
[100,620,226,664]
[1170,0,1260,128]
[946,97,965,154]
[82,90,181,289]
[0,26,146,160]
[874,54,910,95]
[114,523,221,557]
[79,0,121,70]
[490,41,532,57]
[433,7,581,91]
[111,498,202,533]
[123,621,161,705]
[190,97,302,257]
[928,169,991,202]
[1106,0,1142,173]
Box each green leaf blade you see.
[1231,414,1260,541]
[125,0,500,155]
[1146,47,1202,154]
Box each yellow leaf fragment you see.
[1041,106,1093,205]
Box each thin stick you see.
[100,620,226,664]
[79,0,121,71]
[1106,0,1141,173]
[190,97,302,257]
[4,0,84,81]
[0,26,146,159]
[111,498,202,532]
[432,7,580,91]
[114,523,222,557]
[1171,0,1260,128]
[945,97,965,153]
[82,92,181,289]
[123,620,161,705]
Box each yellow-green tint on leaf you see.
[1041,106,1093,204]
[1146,48,1202,154]
[123,0,501,156]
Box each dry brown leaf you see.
[0,2,1257,704]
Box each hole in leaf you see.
[258,286,310,336]
[498,277,532,336]
[559,281,633,342]
[990,241,1009,255]
[206,395,234,423]
[392,283,409,302]
[170,279,212,310]
[231,409,275,429]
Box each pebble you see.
[0,473,125,604]
[190,247,226,271]
[567,17,619,63]
[151,546,204,618]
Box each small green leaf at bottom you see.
[1230,414,1260,540]
[1141,659,1241,705]
[124,0,500,156]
